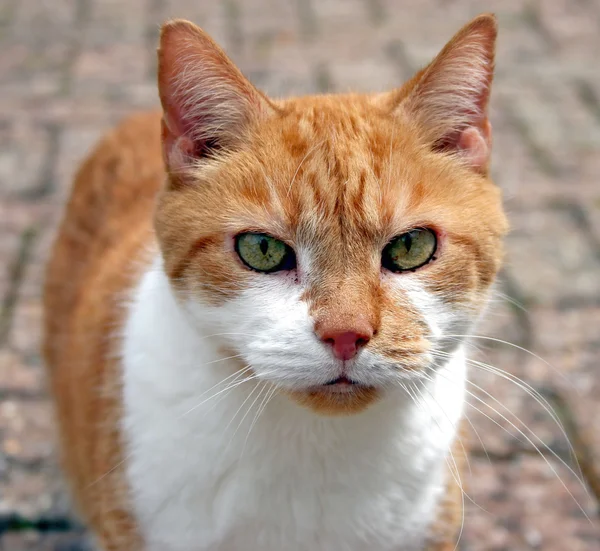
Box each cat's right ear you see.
[389,14,497,174]
[158,20,274,171]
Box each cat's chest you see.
[123,375,451,551]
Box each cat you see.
[43,12,507,551]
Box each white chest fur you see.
[122,265,466,551]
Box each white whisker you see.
[443,334,574,389]
[400,379,468,550]
[224,382,267,455]
[449,376,592,522]
[242,383,278,458]
[180,369,273,419]
[431,347,583,480]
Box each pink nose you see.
[319,329,372,361]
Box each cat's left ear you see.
[397,14,497,173]
[158,20,275,171]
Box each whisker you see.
[224,382,267,454]
[410,377,473,478]
[196,332,263,340]
[466,357,582,472]
[86,455,130,489]
[464,376,588,493]
[88,365,259,488]
[442,334,573,389]
[404,379,469,550]
[451,378,593,522]
[194,367,257,420]
[201,353,246,366]
[179,365,254,416]
[492,290,529,313]
[241,383,278,458]
[399,379,475,528]
[431,349,582,477]
[408,377,493,519]
[223,381,264,436]
[179,369,272,419]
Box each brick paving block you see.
[71,44,151,100]
[551,83,600,154]
[504,206,600,306]
[85,0,146,45]
[463,454,599,551]
[582,199,600,246]
[579,154,600,206]
[493,13,551,72]
[4,225,67,361]
[0,349,44,397]
[535,0,600,63]
[1,0,78,102]
[0,374,62,520]
[528,306,600,463]
[0,466,65,519]
[0,531,91,551]
[109,83,158,111]
[0,398,54,465]
[0,43,30,90]
[488,100,564,205]
[9,298,43,360]
[312,0,366,24]
[0,120,55,200]
[18,220,58,303]
[12,0,77,31]
[0,215,25,304]
[2,40,70,96]
[501,86,570,177]
[227,0,297,50]
[331,56,397,94]
[0,202,46,320]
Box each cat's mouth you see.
[324,376,357,386]
[289,377,381,415]
[317,376,371,394]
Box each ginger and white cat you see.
[44,13,507,551]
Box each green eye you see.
[235,232,296,273]
[382,228,437,272]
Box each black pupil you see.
[402,233,413,252]
[259,238,269,255]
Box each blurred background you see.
[1,0,599,549]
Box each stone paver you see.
[1,0,599,548]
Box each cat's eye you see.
[235,232,296,273]
[381,228,437,272]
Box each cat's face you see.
[155,16,508,415]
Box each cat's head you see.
[154,15,508,415]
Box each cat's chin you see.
[286,385,381,416]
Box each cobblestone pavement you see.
[1,0,599,549]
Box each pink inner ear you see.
[161,114,196,171]
[456,123,491,171]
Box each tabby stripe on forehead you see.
[169,235,220,282]
[353,169,368,214]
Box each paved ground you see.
[1,0,599,549]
